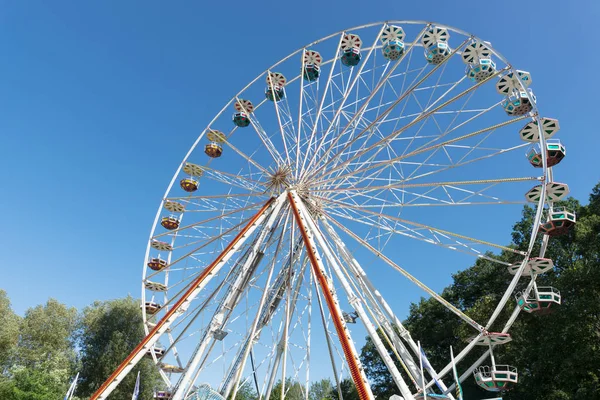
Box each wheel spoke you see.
[305,37,475,182]
[309,66,508,186]
[302,24,426,179]
[327,215,486,332]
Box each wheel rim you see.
[139,21,562,399]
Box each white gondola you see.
[516,284,561,314]
[422,26,450,64]
[473,333,518,392]
[539,206,576,236]
[526,139,566,168]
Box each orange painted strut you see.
[287,192,371,400]
[90,197,275,400]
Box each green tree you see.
[0,290,20,371]
[1,298,78,399]
[16,299,78,368]
[268,378,304,400]
[309,378,334,400]
[76,296,162,400]
[0,290,20,396]
[330,378,359,400]
[232,381,258,400]
[6,367,70,400]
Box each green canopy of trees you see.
[77,297,162,399]
[0,295,162,399]
[1,182,598,399]
[0,298,77,399]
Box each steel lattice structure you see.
[90,21,573,400]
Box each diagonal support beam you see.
[90,196,279,400]
[173,197,288,400]
[288,190,374,400]
[295,199,414,399]
[328,215,485,333]
[320,218,454,399]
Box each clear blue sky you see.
[1,0,598,321]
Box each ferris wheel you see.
[90,21,574,400]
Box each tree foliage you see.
[232,381,259,400]
[76,296,163,399]
[0,290,20,371]
[268,378,305,400]
[0,295,163,399]
[0,298,78,399]
[308,378,335,400]
[16,299,78,369]
[330,378,359,400]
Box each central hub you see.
[266,165,323,217]
[266,165,292,192]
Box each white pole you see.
[131,371,140,400]
[173,195,287,400]
[418,342,426,400]
[488,341,496,369]
[449,346,463,400]
[296,196,412,399]
[65,372,79,400]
